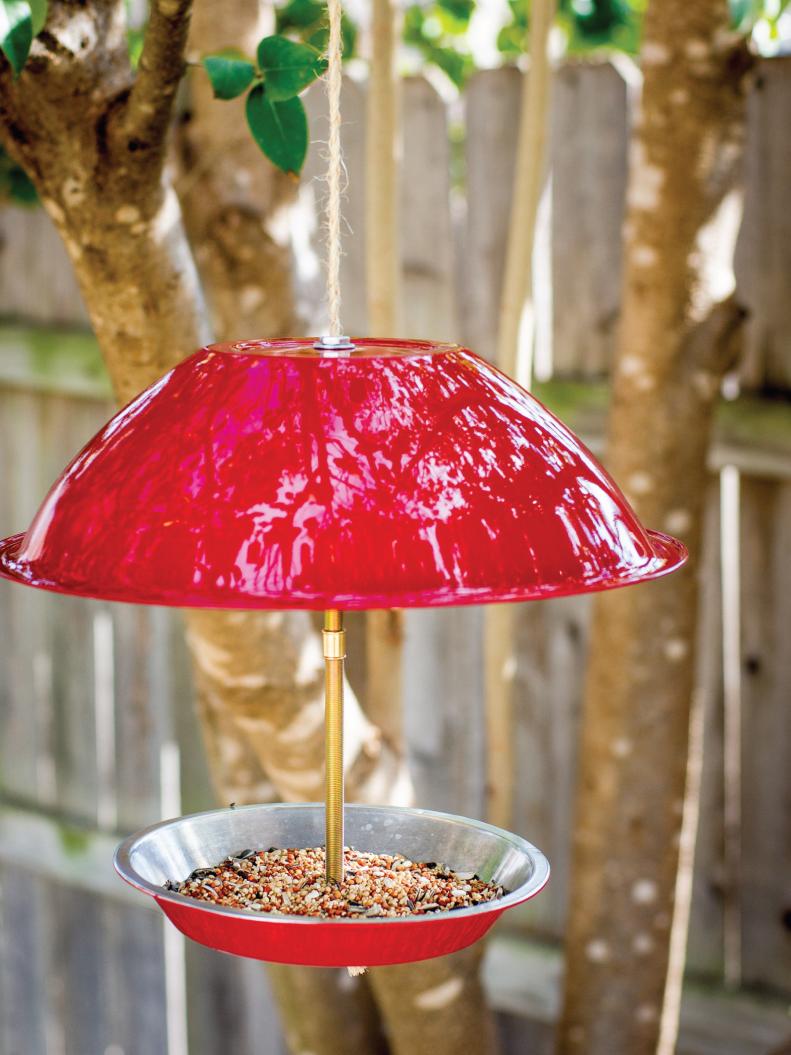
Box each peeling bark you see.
[0,2,210,403]
[368,945,497,1055]
[556,3,751,1053]
[267,964,389,1055]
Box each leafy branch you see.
[203,35,327,176]
[0,0,47,77]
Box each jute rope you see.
[324,2,361,975]
[325,0,344,337]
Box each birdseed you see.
[169,847,505,919]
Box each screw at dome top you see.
[314,335,355,353]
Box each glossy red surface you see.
[155,896,505,967]
[0,338,686,608]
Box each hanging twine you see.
[325,0,364,977]
[325,0,344,337]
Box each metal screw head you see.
[314,335,356,355]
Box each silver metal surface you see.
[314,335,355,354]
[114,803,550,925]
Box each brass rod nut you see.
[323,628,347,660]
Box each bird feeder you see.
[0,335,686,967]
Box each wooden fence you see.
[0,58,790,1055]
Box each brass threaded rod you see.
[323,610,345,883]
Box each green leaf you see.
[0,144,36,205]
[203,55,256,100]
[276,0,325,30]
[256,34,326,101]
[245,84,308,175]
[306,14,357,56]
[28,0,46,34]
[0,1,33,76]
[437,0,475,24]
[276,0,358,59]
[8,162,36,203]
[127,25,144,67]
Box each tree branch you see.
[121,0,194,154]
[682,292,749,380]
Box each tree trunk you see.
[267,964,388,1055]
[368,945,496,1055]
[556,3,751,1053]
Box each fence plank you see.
[463,66,522,363]
[400,76,458,341]
[0,59,790,390]
[403,607,487,819]
[113,606,168,831]
[0,206,87,326]
[185,944,285,1055]
[0,393,54,806]
[102,899,169,1055]
[735,56,791,391]
[397,75,486,820]
[738,477,791,992]
[32,878,168,1055]
[484,935,791,1055]
[509,594,590,938]
[550,61,628,378]
[686,483,726,978]
[0,865,51,1055]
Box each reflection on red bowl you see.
[0,338,686,609]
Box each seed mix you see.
[170,846,505,919]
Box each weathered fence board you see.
[484,937,791,1055]
[0,206,87,326]
[400,75,458,341]
[1,60,790,387]
[686,484,726,978]
[404,606,487,819]
[0,866,51,1055]
[550,61,629,377]
[509,593,590,938]
[113,605,168,832]
[462,66,522,363]
[738,477,791,994]
[185,945,285,1055]
[735,56,791,392]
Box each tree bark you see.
[368,945,497,1055]
[556,4,751,1053]
[267,964,388,1055]
[0,2,208,403]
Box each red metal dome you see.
[0,338,685,608]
